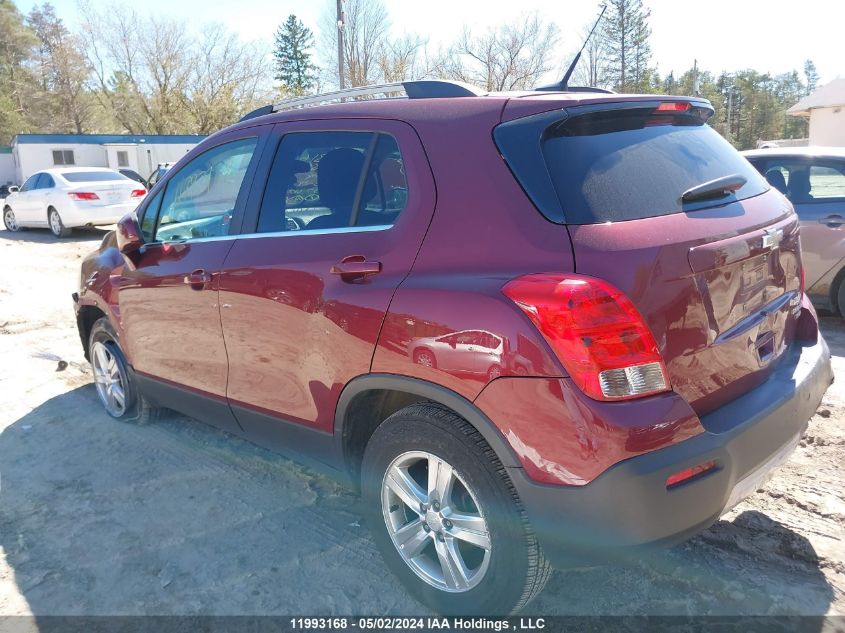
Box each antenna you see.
[536,4,607,92]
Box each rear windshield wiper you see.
[681,174,747,204]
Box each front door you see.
[116,132,265,432]
[12,173,45,224]
[218,119,435,436]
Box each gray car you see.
[743,147,845,315]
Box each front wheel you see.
[49,208,72,238]
[361,403,551,614]
[3,207,21,232]
[89,317,161,423]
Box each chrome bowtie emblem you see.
[762,228,783,249]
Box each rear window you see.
[62,171,129,183]
[496,102,768,224]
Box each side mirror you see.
[8,186,19,193]
[116,213,144,254]
[449,340,457,349]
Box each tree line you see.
[0,0,817,149]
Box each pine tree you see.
[273,15,317,96]
[600,0,654,93]
[803,59,819,95]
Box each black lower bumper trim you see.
[511,336,833,567]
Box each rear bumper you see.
[510,336,833,566]
[62,202,138,227]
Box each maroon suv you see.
[73,80,833,614]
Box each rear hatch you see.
[496,99,803,417]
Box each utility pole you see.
[336,0,345,89]
[692,59,699,97]
[726,89,732,141]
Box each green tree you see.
[0,0,38,143]
[273,14,317,96]
[600,0,655,92]
[803,59,819,95]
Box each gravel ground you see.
[0,227,843,617]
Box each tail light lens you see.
[68,192,99,201]
[502,273,670,401]
[130,189,146,198]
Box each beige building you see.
[788,78,845,147]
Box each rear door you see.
[750,157,845,297]
[116,129,267,432]
[497,100,802,417]
[218,118,435,434]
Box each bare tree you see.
[27,4,91,133]
[440,14,559,92]
[182,24,271,133]
[79,2,272,134]
[377,33,427,83]
[320,0,390,88]
[570,21,608,88]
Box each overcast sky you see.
[19,0,843,86]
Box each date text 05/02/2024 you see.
[289,617,547,630]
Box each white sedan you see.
[2,167,147,238]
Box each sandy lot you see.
[0,227,843,617]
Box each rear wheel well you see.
[341,389,435,480]
[77,305,107,360]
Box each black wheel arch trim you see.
[332,373,523,470]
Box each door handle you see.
[330,255,382,281]
[183,269,212,290]
[819,215,845,227]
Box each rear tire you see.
[89,317,161,424]
[49,207,71,238]
[837,280,845,322]
[361,403,551,615]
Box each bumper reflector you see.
[666,460,717,489]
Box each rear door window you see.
[256,131,408,233]
[496,102,768,224]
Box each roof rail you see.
[239,80,485,122]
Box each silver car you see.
[743,147,845,315]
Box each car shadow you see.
[0,226,111,244]
[0,385,836,620]
[0,385,418,617]
[532,511,834,619]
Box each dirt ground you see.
[0,227,843,617]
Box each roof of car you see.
[742,146,845,160]
[228,90,705,137]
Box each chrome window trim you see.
[148,223,393,246]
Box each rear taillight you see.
[130,189,146,198]
[68,192,99,201]
[502,273,670,401]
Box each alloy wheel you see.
[3,208,18,231]
[416,351,434,367]
[91,341,127,417]
[49,210,62,237]
[381,451,492,593]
